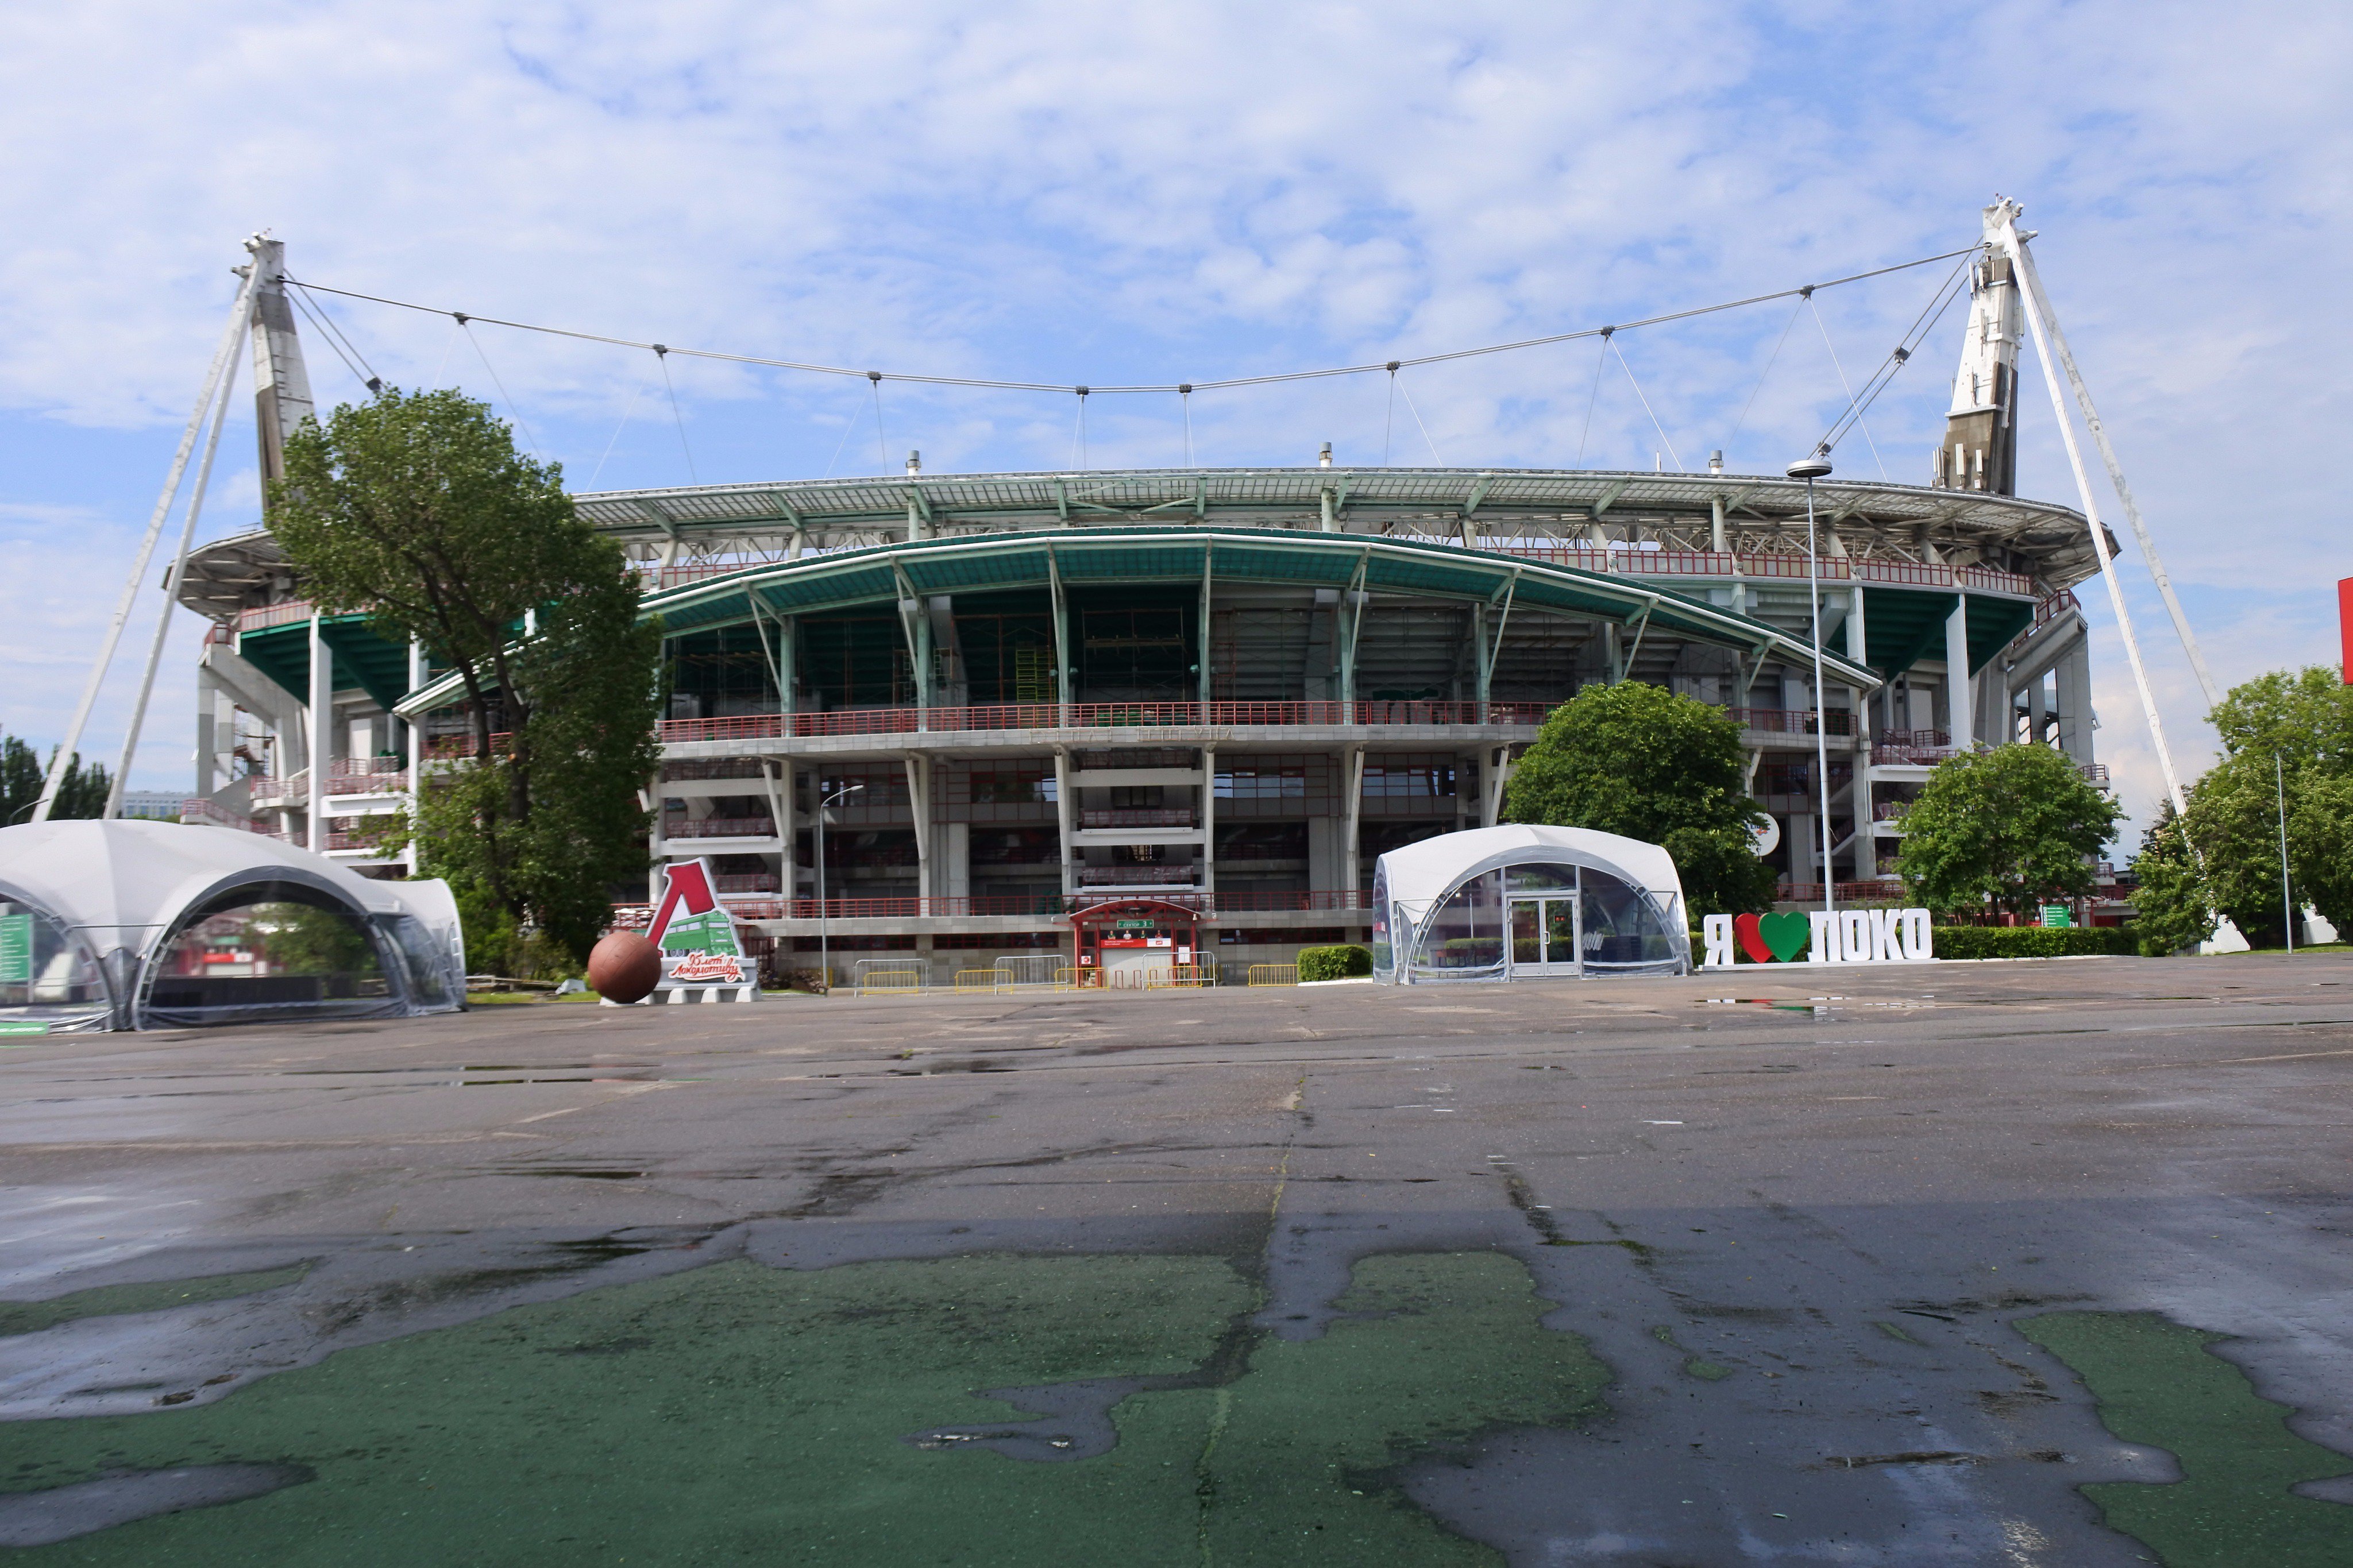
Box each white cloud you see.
[1,0,2347,789]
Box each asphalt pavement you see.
[3,953,2351,1564]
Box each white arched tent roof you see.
[0,821,464,1030]
[1377,825,1683,925]
[1374,824,1689,982]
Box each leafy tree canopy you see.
[2155,666,2353,948]
[2126,802,2213,956]
[2,733,109,826]
[271,388,660,961]
[1895,742,2121,918]
[1502,681,1775,918]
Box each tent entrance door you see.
[1507,896,1580,978]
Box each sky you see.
[3,0,2348,846]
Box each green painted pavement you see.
[1,1250,1606,1565]
[2020,1311,2353,1566]
[0,1264,311,1341]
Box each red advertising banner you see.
[2340,577,2352,685]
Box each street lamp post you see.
[1787,453,1837,931]
[815,781,865,993]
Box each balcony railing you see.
[1722,707,1856,736]
[179,798,279,834]
[608,888,1372,926]
[234,600,315,634]
[658,699,1554,744]
[664,816,777,840]
[1488,545,2035,597]
[2080,762,2111,785]
[1780,881,1911,903]
[1077,865,1199,886]
[1078,808,1198,830]
[325,758,410,795]
[1872,744,1958,767]
[249,770,308,805]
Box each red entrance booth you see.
[1068,898,1205,987]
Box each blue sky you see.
[4,1,2348,844]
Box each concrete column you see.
[1052,747,1074,897]
[941,821,970,901]
[904,755,931,902]
[306,613,330,853]
[1199,745,1217,894]
[194,670,219,798]
[1791,813,1817,891]
[1711,496,1727,554]
[2056,643,2093,763]
[1343,745,1365,895]
[1942,596,1973,750]
[2027,673,2048,748]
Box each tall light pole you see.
[2278,752,2294,955]
[1787,453,1837,927]
[815,781,864,993]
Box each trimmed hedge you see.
[1298,944,1374,982]
[1926,925,2140,959]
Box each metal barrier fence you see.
[953,969,1004,994]
[1247,964,1301,987]
[994,955,1060,989]
[853,959,929,997]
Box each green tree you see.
[2126,802,2213,956]
[1,733,110,825]
[271,388,661,961]
[1502,681,1776,917]
[1894,743,2122,918]
[2171,668,2353,948]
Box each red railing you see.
[179,798,277,833]
[1079,808,1198,829]
[1723,707,1856,736]
[425,732,515,759]
[235,600,314,634]
[1488,544,2035,598]
[608,889,1372,926]
[659,700,1553,744]
[1077,866,1199,886]
[249,770,307,805]
[665,816,777,840]
[1780,881,1910,903]
[1872,742,1958,767]
[325,759,409,795]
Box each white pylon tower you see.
[1986,198,2201,816]
[33,233,318,822]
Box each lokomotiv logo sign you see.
[646,859,749,986]
[1699,909,1936,967]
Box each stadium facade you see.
[175,239,2115,983]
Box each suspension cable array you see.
[284,244,1982,403]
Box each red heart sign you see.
[1733,912,1773,964]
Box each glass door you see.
[1506,895,1581,976]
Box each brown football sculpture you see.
[587,931,663,1004]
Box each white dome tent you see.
[0,821,465,1032]
[1372,825,1690,983]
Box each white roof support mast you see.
[1993,199,2193,816]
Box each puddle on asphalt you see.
[0,1263,312,1339]
[0,1250,1606,1565]
[2020,1311,2353,1566]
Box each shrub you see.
[1928,925,2140,960]
[1297,944,1372,982]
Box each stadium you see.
[167,220,2117,984]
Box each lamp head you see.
[1785,454,1833,481]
